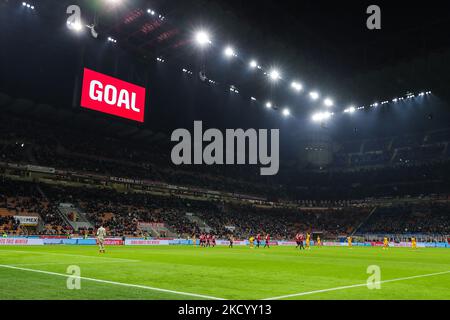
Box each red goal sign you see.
[81,68,146,123]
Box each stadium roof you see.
[1,0,450,141]
[30,0,450,106]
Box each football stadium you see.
[0,0,450,308]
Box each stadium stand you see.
[360,202,450,235]
[0,93,449,240]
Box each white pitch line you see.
[9,261,137,267]
[0,264,226,300]
[263,270,450,300]
[0,250,139,262]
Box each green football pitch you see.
[0,245,449,300]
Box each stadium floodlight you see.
[147,9,156,15]
[291,81,303,92]
[249,60,258,68]
[269,69,281,82]
[312,113,322,122]
[67,21,83,32]
[282,108,291,117]
[195,31,211,47]
[251,97,257,101]
[265,102,272,109]
[224,46,236,58]
[309,91,320,100]
[22,2,35,9]
[344,106,356,114]
[324,98,334,107]
[312,111,333,122]
[392,98,398,102]
[229,85,239,93]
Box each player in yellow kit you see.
[411,237,417,249]
[347,236,353,248]
[249,236,255,249]
[305,233,311,250]
[383,237,389,250]
[316,236,321,247]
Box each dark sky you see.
[182,0,450,77]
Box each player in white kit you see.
[96,226,107,253]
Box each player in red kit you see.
[298,233,305,250]
[200,234,205,247]
[229,235,234,248]
[211,235,216,247]
[256,234,261,248]
[264,234,271,248]
[295,233,301,248]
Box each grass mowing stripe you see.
[0,250,140,262]
[263,270,450,300]
[0,264,226,300]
